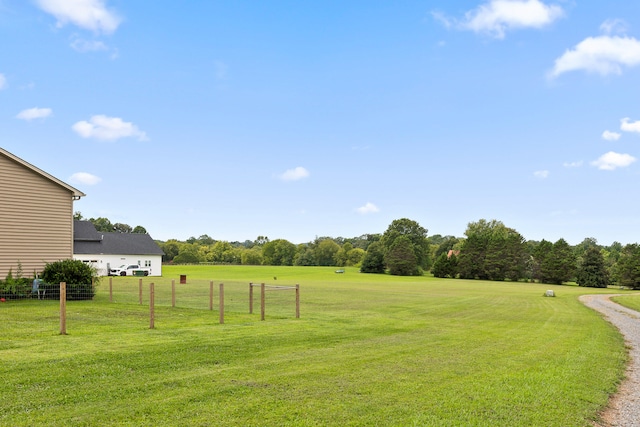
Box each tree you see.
[545,238,577,285]
[615,244,640,289]
[432,252,457,278]
[334,242,353,267]
[385,236,419,276]
[113,223,133,233]
[262,239,296,266]
[457,219,527,281]
[360,241,386,273]
[294,245,316,266]
[576,247,609,288]
[173,243,201,264]
[132,225,147,234]
[90,217,114,232]
[241,247,263,265]
[315,239,340,266]
[381,218,430,273]
[346,248,365,266]
[160,240,180,262]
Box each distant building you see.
[73,220,164,276]
[0,147,85,279]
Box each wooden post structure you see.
[260,283,265,321]
[171,279,176,307]
[59,282,67,335]
[149,282,155,329]
[109,277,113,302]
[138,278,143,305]
[296,284,300,319]
[249,283,254,314]
[219,283,224,324]
[209,281,214,311]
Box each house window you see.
[145,260,151,267]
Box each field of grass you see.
[0,265,631,426]
[611,294,640,312]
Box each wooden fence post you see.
[219,283,224,324]
[138,278,143,305]
[59,282,67,335]
[261,283,265,321]
[172,279,176,308]
[249,283,253,314]
[149,282,155,329]
[109,277,113,302]
[209,281,214,311]
[296,284,300,319]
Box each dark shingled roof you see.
[74,221,164,256]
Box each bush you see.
[0,263,32,299]
[41,259,98,300]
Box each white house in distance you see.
[73,220,164,276]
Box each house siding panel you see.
[0,154,74,278]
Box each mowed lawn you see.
[0,265,629,426]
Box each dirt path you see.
[579,294,640,427]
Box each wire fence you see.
[0,277,301,334]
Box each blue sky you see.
[2,0,640,245]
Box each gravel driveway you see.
[579,294,640,427]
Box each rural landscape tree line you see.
[79,213,640,289]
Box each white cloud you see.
[16,107,53,120]
[279,167,309,182]
[0,73,6,90]
[550,35,640,78]
[563,160,583,168]
[35,0,121,34]
[602,130,621,141]
[591,151,636,170]
[69,172,101,185]
[533,170,549,179]
[72,115,148,141]
[621,117,640,133]
[600,19,628,36]
[435,0,564,39]
[70,37,108,52]
[356,202,380,215]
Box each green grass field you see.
[0,265,631,426]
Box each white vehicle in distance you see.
[109,264,151,276]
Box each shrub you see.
[41,259,98,300]
[0,263,32,299]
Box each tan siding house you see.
[0,148,85,279]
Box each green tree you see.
[160,240,180,262]
[262,239,296,266]
[615,244,640,289]
[431,252,458,278]
[315,239,340,266]
[385,236,419,276]
[545,238,577,285]
[90,217,114,232]
[241,247,263,265]
[531,239,553,282]
[334,242,353,267]
[346,248,365,266]
[132,225,147,234]
[381,218,430,272]
[173,243,201,264]
[576,247,609,288]
[457,219,527,281]
[294,245,316,266]
[360,241,386,274]
[113,223,133,233]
